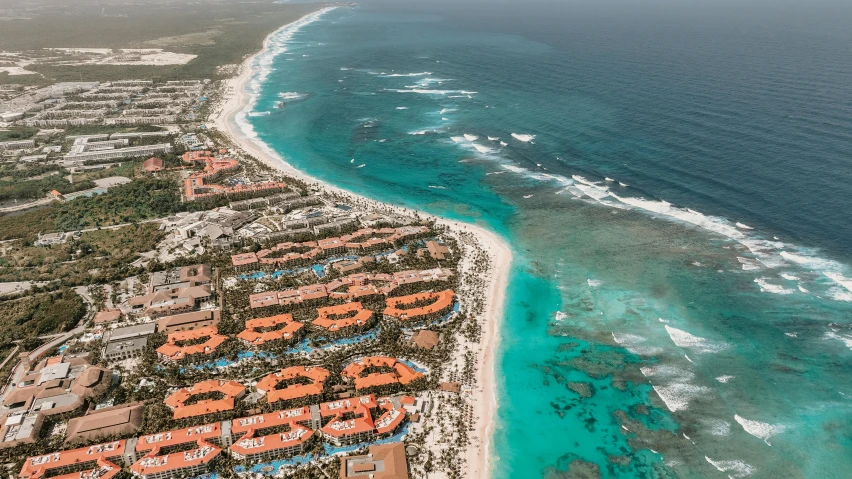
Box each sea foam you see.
[734,414,786,446]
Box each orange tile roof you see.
[313,303,374,332]
[236,314,304,346]
[156,327,227,361]
[319,395,377,417]
[374,403,406,436]
[49,459,120,479]
[255,366,330,404]
[163,380,246,420]
[136,423,222,453]
[231,407,312,436]
[383,290,455,321]
[342,357,424,391]
[321,403,375,438]
[229,424,313,457]
[130,439,220,477]
[19,441,126,479]
[231,253,258,267]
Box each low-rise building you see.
[103,323,156,362]
[341,357,424,393]
[64,402,145,444]
[256,366,330,407]
[156,327,227,361]
[236,314,304,347]
[163,380,246,420]
[340,442,410,479]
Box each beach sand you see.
[209,8,511,477]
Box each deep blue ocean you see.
[242,1,852,477]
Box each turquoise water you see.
[240,3,852,477]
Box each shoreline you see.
[209,7,512,478]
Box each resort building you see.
[319,396,377,447]
[142,157,163,172]
[163,380,246,420]
[256,366,330,407]
[157,309,220,333]
[181,151,287,201]
[312,302,375,335]
[236,314,304,346]
[64,402,145,445]
[94,310,122,324]
[134,423,226,457]
[340,442,410,479]
[247,269,454,310]
[2,354,112,419]
[127,284,214,318]
[103,323,156,362]
[383,290,455,322]
[341,357,424,393]
[18,441,129,479]
[129,439,220,479]
[156,327,227,361]
[231,226,431,270]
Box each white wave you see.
[487,136,499,141]
[442,117,449,121]
[379,72,432,77]
[825,272,852,295]
[472,144,492,154]
[734,414,786,446]
[798,285,810,293]
[340,67,351,71]
[605,177,614,182]
[408,129,441,135]
[396,106,408,110]
[651,383,711,412]
[736,222,753,230]
[277,92,308,102]
[754,278,794,295]
[511,133,536,142]
[233,6,337,180]
[780,251,842,271]
[587,279,602,287]
[428,185,447,190]
[463,134,478,141]
[716,375,735,383]
[705,457,755,477]
[780,273,799,281]
[388,88,476,95]
[554,311,567,322]
[827,287,852,302]
[825,331,852,350]
[523,194,533,199]
[737,257,761,271]
[356,164,365,168]
[440,108,457,114]
[500,141,508,147]
[247,111,270,117]
[665,325,726,353]
[785,332,797,338]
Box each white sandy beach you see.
[210,7,512,478]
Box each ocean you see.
[241,1,852,477]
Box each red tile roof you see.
[156,327,227,361]
[163,380,246,419]
[236,314,304,346]
[313,303,374,332]
[255,366,330,404]
[383,290,455,321]
[342,357,424,391]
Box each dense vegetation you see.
[0,223,164,285]
[0,289,86,356]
